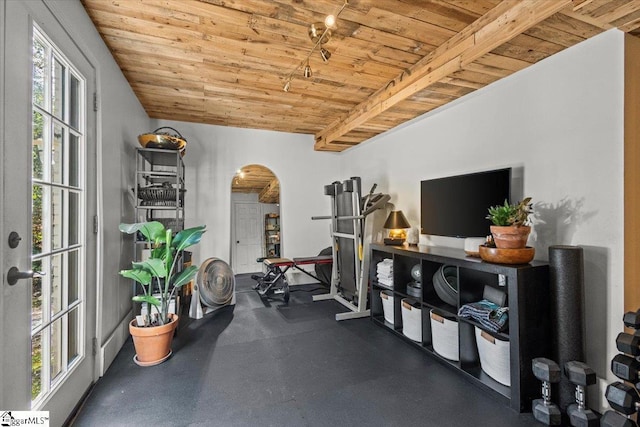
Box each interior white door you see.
[233,202,262,274]
[1,2,97,425]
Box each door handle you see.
[7,267,45,286]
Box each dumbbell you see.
[605,381,640,415]
[624,309,640,329]
[601,410,638,427]
[532,358,561,425]
[616,331,640,357]
[564,361,599,427]
[611,354,640,382]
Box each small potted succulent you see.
[119,221,206,366]
[486,197,533,249]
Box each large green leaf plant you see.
[119,221,206,327]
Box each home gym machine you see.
[312,177,391,321]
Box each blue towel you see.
[458,299,509,333]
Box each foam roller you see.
[549,245,585,411]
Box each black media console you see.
[369,243,550,412]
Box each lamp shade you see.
[383,210,410,230]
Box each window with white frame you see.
[31,26,86,407]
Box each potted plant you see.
[119,221,206,366]
[486,197,533,249]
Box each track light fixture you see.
[282,0,348,92]
[320,48,331,62]
[303,62,312,78]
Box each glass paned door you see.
[31,27,86,407]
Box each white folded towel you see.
[378,278,393,287]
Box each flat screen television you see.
[420,168,511,238]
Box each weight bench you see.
[252,255,333,303]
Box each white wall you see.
[151,120,341,267]
[341,29,625,410]
[45,0,151,373]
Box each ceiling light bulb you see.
[304,63,312,78]
[308,23,331,44]
[283,80,291,92]
[309,23,320,39]
[320,48,331,62]
[324,14,336,29]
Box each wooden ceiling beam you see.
[559,9,616,29]
[597,1,640,24]
[313,0,572,151]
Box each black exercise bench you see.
[252,255,333,303]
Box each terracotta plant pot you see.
[490,225,531,249]
[129,313,179,366]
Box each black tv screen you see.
[420,168,511,238]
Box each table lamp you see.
[383,210,411,245]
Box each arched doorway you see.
[230,164,280,274]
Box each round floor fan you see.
[189,257,235,319]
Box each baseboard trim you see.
[99,311,132,376]
[62,382,96,427]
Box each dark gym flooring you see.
[70,275,540,426]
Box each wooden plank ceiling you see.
[82,0,640,152]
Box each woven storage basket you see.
[138,185,185,206]
[475,326,510,386]
[430,309,459,361]
[401,298,421,342]
[381,290,395,325]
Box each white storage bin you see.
[430,309,459,361]
[401,299,421,342]
[140,294,176,316]
[380,290,395,325]
[475,326,511,386]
